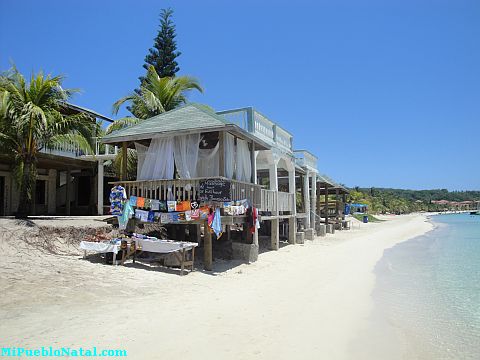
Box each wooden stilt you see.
[203,220,212,271]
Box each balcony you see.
[217,107,294,154]
[41,137,118,161]
[294,150,318,172]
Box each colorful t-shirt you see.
[109,185,127,216]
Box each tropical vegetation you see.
[141,8,181,80]
[0,67,97,218]
[348,187,480,214]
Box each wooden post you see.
[310,172,317,232]
[97,159,104,215]
[324,184,329,229]
[121,142,128,181]
[269,162,279,250]
[303,170,311,228]
[288,168,296,245]
[66,169,71,216]
[203,220,212,271]
[335,188,340,225]
[251,140,258,247]
[218,131,225,177]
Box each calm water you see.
[373,213,480,359]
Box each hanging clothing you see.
[109,185,127,216]
[136,197,145,208]
[134,209,149,222]
[129,196,138,207]
[150,200,160,211]
[211,208,223,239]
[118,201,134,230]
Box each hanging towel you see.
[144,198,152,209]
[167,201,176,212]
[118,201,134,230]
[136,197,145,208]
[150,200,160,211]
[129,196,138,207]
[211,208,223,239]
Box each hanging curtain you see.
[236,138,252,182]
[135,142,148,179]
[197,142,219,177]
[138,137,174,180]
[224,133,235,179]
[174,134,200,179]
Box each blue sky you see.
[1,0,479,190]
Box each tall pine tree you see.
[142,8,181,80]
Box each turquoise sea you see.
[372,213,480,359]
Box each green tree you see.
[0,67,97,218]
[111,65,202,130]
[142,8,181,81]
[108,65,203,179]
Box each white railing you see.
[42,137,118,159]
[294,150,318,171]
[260,190,295,213]
[253,111,275,143]
[111,177,263,209]
[217,108,293,153]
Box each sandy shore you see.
[0,214,432,359]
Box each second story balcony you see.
[217,107,294,155]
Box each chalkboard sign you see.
[199,178,231,202]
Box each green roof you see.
[102,104,233,143]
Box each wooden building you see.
[0,103,116,216]
[102,104,350,268]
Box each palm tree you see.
[0,67,97,218]
[106,65,203,179]
[108,65,203,133]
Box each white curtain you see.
[197,142,219,177]
[224,133,235,179]
[174,134,200,179]
[236,138,252,182]
[135,143,148,179]
[138,137,174,180]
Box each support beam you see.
[121,142,128,181]
[251,141,258,247]
[324,183,329,230]
[335,188,340,224]
[66,169,71,216]
[269,162,279,250]
[288,168,296,245]
[303,171,311,229]
[97,160,104,215]
[310,172,317,232]
[203,220,213,271]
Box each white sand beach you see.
[0,214,432,360]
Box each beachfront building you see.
[0,104,116,216]
[101,104,349,268]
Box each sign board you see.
[199,178,231,202]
